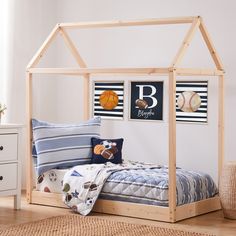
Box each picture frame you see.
[93,81,124,120]
[176,81,208,123]
[129,81,164,121]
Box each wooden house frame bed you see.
[26,16,224,222]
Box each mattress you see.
[36,165,218,206]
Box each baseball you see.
[177,91,201,112]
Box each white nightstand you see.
[0,124,23,209]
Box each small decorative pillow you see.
[91,138,124,164]
[32,117,101,176]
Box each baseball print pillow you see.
[91,138,124,164]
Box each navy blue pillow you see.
[91,138,124,164]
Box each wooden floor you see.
[0,194,236,236]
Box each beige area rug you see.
[0,214,215,236]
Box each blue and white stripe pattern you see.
[176,81,208,123]
[37,164,218,207]
[100,166,218,206]
[32,117,101,176]
[93,82,124,120]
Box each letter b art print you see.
[130,81,163,121]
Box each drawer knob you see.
[0,176,3,181]
[0,146,3,151]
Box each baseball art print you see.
[93,81,124,120]
[176,81,208,123]
[130,81,163,121]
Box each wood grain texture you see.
[59,17,196,29]
[168,70,177,222]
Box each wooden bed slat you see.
[31,190,221,222]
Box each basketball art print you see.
[176,81,208,123]
[130,81,163,121]
[93,82,124,120]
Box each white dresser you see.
[0,124,23,209]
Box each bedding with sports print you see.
[62,162,155,215]
[62,162,218,215]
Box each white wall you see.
[3,0,236,187]
[2,0,59,188]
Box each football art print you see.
[93,82,124,120]
[176,81,208,123]
[130,81,163,121]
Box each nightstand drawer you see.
[0,163,17,191]
[0,134,18,162]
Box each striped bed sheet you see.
[36,164,218,207]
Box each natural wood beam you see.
[176,68,224,76]
[218,75,225,184]
[26,72,33,203]
[27,25,60,69]
[59,27,87,69]
[199,18,224,70]
[27,67,170,75]
[59,17,196,29]
[168,69,177,222]
[171,17,200,67]
[59,27,90,120]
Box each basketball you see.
[94,144,105,155]
[177,91,201,112]
[99,90,119,110]
[135,99,148,109]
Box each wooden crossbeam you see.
[59,28,88,68]
[27,67,170,75]
[59,27,89,119]
[171,17,200,67]
[176,68,224,76]
[27,67,223,76]
[27,25,60,69]
[59,17,196,29]
[199,18,224,70]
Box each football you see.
[135,99,148,109]
[101,149,114,159]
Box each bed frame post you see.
[218,74,225,182]
[26,72,33,203]
[168,68,177,222]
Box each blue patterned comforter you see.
[63,161,218,216]
[99,165,218,206]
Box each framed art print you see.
[93,81,124,120]
[176,81,208,123]
[129,81,163,121]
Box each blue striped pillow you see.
[32,117,101,176]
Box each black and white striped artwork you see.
[176,81,208,123]
[93,82,124,120]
